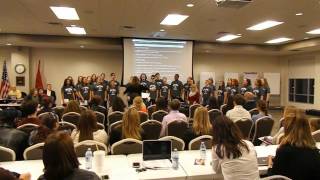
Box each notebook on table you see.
[142,140,172,168]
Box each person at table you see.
[148,75,158,105]
[184,107,212,149]
[253,79,263,100]
[100,73,108,87]
[8,86,22,99]
[26,88,40,103]
[183,77,194,101]
[77,77,91,104]
[188,84,200,105]
[154,73,163,93]
[124,76,148,105]
[109,72,120,90]
[226,94,251,122]
[17,99,42,126]
[243,92,256,111]
[37,96,54,115]
[160,99,188,137]
[217,80,225,107]
[170,74,183,100]
[108,96,127,114]
[252,100,272,123]
[61,78,76,104]
[63,100,81,114]
[207,96,219,110]
[267,114,320,180]
[39,132,100,180]
[71,110,108,144]
[160,77,170,101]
[109,107,145,145]
[212,116,259,180]
[240,78,253,95]
[92,77,107,105]
[222,95,234,115]
[201,79,213,106]
[132,96,147,113]
[0,168,31,180]
[139,73,149,91]
[0,109,28,160]
[29,112,59,145]
[44,84,56,105]
[261,78,271,103]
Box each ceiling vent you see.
[215,0,253,8]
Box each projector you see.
[215,0,253,8]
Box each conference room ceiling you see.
[0,0,320,45]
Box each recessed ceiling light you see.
[80,45,85,48]
[5,43,12,46]
[216,34,241,42]
[66,26,86,35]
[50,6,79,20]
[247,20,283,31]
[160,14,189,25]
[265,37,293,44]
[186,3,194,7]
[295,13,303,16]
[306,28,320,34]
[160,29,165,32]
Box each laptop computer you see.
[142,140,172,168]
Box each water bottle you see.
[200,142,207,160]
[172,148,179,170]
[85,148,93,169]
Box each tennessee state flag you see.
[35,60,44,89]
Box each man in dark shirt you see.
[154,73,163,93]
[170,74,183,100]
[160,77,170,100]
[109,72,120,90]
[202,80,212,106]
[148,75,157,104]
[183,77,193,101]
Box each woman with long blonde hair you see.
[184,106,212,149]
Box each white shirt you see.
[212,140,260,180]
[46,89,51,96]
[71,129,108,144]
[226,105,251,122]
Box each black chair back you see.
[151,110,168,122]
[252,117,274,145]
[235,119,253,140]
[141,120,162,139]
[167,120,188,139]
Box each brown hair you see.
[43,132,80,180]
[281,111,316,149]
[31,113,58,144]
[78,110,97,142]
[63,100,81,114]
[261,78,269,88]
[169,99,181,111]
[122,108,142,140]
[256,100,268,116]
[233,94,246,106]
[193,107,212,135]
[133,96,145,111]
[212,116,249,159]
[131,76,140,85]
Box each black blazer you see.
[44,89,56,102]
[268,144,320,180]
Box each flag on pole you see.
[0,61,10,98]
[35,60,44,89]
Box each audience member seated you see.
[0,109,28,160]
[243,92,256,111]
[71,110,108,144]
[267,113,320,179]
[108,96,127,113]
[184,107,212,147]
[109,107,144,145]
[37,96,54,115]
[63,100,81,114]
[25,88,41,103]
[221,95,234,115]
[226,94,251,122]
[89,95,107,116]
[252,100,272,123]
[29,113,59,145]
[17,99,42,126]
[0,167,30,180]
[155,97,168,111]
[8,86,22,99]
[188,84,200,105]
[132,96,147,113]
[160,99,188,137]
[212,116,259,179]
[207,96,219,110]
[38,132,100,180]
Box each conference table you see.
[0,145,284,180]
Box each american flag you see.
[0,61,10,98]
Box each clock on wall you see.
[15,64,26,74]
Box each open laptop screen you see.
[143,140,171,161]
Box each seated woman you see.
[38,132,100,180]
[252,100,272,122]
[71,110,108,144]
[29,113,59,145]
[132,96,147,113]
[207,96,219,110]
[184,107,212,148]
[37,96,54,115]
[268,113,320,179]
[63,100,81,114]
[109,107,144,145]
[212,116,259,180]
[108,96,127,114]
